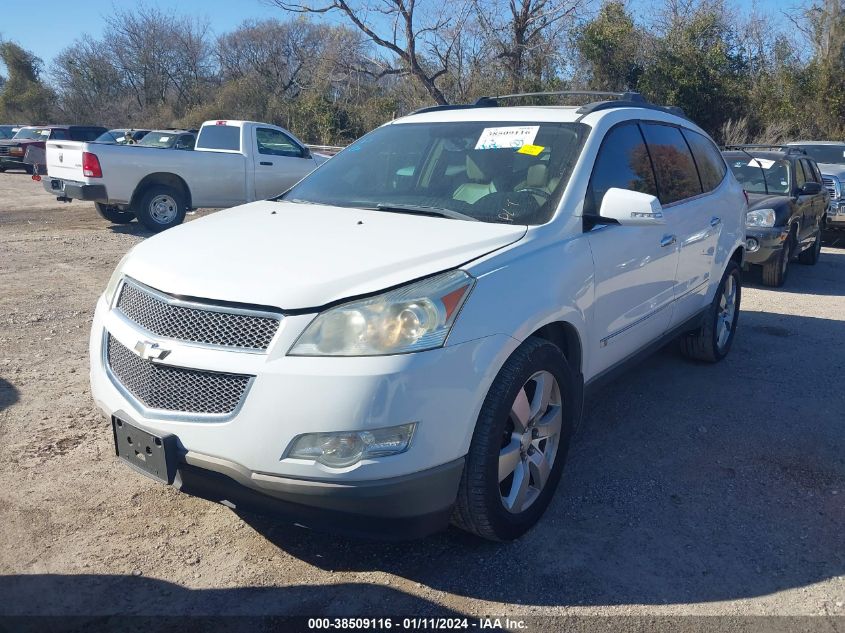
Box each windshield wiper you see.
[374,203,479,222]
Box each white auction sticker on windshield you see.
[749,158,775,169]
[475,126,539,150]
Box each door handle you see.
[710,216,721,227]
[660,234,677,248]
[259,161,273,166]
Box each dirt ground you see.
[1,171,844,627]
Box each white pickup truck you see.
[44,120,328,231]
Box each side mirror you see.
[800,181,822,195]
[598,187,666,226]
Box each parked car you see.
[93,129,152,145]
[0,125,107,173]
[44,120,326,232]
[0,124,26,140]
[90,92,747,540]
[136,129,196,150]
[723,145,827,286]
[785,141,845,229]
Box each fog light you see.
[746,237,759,252]
[285,423,417,468]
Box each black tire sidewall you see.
[471,340,577,540]
[136,186,186,232]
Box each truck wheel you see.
[680,261,741,363]
[761,235,791,287]
[798,226,822,265]
[452,337,577,541]
[95,202,135,224]
[135,186,187,232]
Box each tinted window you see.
[256,127,303,157]
[196,124,241,151]
[69,128,105,142]
[810,160,824,183]
[795,159,806,188]
[51,130,69,140]
[586,122,657,214]
[681,128,726,192]
[800,159,818,183]
[175,134,195,150]
[640,123,702,204]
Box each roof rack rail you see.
[723,144,806,155]
[410,90,688,119]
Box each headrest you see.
[526,164,548,188]
[466,154,486,181]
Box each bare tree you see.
[473,0,584,92]
[266,0,473,104]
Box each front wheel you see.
[680,260,741,363]
[452,337,578,541]
[135,185,187,232]
[798,225,822,265]
[95,202,135,224]
[761,235,791,287]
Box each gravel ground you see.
[1,172,844,628]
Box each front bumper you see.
[90,292,517,532]
[0,156,26,170]
[744,226,790,265]
[43,177,108,202]
[828,202,845,227]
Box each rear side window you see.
[800,159,819,183]
[586,122,658,214]
[196,124,241,151]
[681,128,726,193]
[795,160,806,188]
[640,123,702,205]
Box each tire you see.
[134,185,187,232]
[680,260,741,363]
[452,337,578,541]
[95,202,135,224]
[798,225,822,265]
[761,233,792,287]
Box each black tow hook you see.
[56,196,72,203]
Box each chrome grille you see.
[822,176,839,200]
[116,279,281,351]
[106,334,251,415]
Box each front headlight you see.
[289,269,475,356]
[286,423,417,467]
[103,250,134,306]
[746,208,776,228]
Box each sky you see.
[2,0,796,68]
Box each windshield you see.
[94,130,138,144]
[13,127,51,140]
[139,132,177,148]
[727,157,790,195]
[792,144,845,165]
[280,121,589,225]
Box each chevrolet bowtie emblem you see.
[134,340,171,361]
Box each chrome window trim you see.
[114,276,282,354]
[102,329,255,423]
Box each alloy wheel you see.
[498,370,562,514]
[716,273,737,351]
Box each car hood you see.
[817,163,845,179]
[747,193,790,210]
[122,201,527,310]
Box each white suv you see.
[91,92,746,541]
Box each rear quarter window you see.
[640,123,703,205]
[681,128,726,193]
[196,125,241,151]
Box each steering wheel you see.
[515,187,552,202]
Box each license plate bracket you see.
[112,417,178,484]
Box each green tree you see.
[0,41,54,123]
[576,1,644,91]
